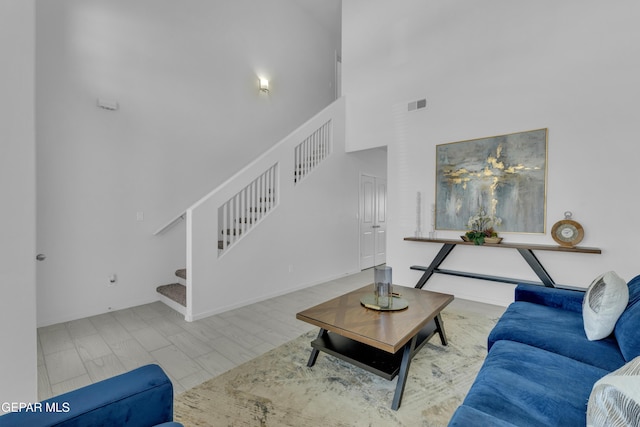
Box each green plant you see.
[466,209,501,245]
[465,228,498,245]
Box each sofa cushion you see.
[587,356,640,426]
[488,301,626,371]
[457,340,609,427]
[583,271,628,341]
[614,275,640,361]
[449,405,518,426]
[515,283,585,313]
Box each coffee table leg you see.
[307,328,328,367]
[391,335,418,410]
[434,314,448,346]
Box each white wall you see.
[0,0,38,409]
[188,98,387,320]
[343,0,640,306]
[35,0,342,326]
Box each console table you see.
[404,237,601,289]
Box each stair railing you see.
[294,120,332,185]
[218,163,278,253]
[156,97,344,320]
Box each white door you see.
[360,174,387,269]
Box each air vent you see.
[408,98,427,112]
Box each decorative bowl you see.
[484,237,503,244]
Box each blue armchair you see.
[0,364,182,427]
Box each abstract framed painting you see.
[435,128,548,233]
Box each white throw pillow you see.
[583,271,628,341]
[587,356,640,427]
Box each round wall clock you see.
[551,211,584,247]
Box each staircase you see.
[217,164,278,255]
[294,120,331,185]
[156,269,187,315]
[153,97,344,320]
[218,190,273,252]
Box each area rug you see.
[174,307,499,427]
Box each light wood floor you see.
[37,269,506,401]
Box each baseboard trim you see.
[189,269,361,322]
[157,293,187,316]
[37,294,160,328]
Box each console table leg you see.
[415,243,456,289]
[517,249,555,287]
[306,329,327,367]
[391,335,417,410]
[434,314,448,346]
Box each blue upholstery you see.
[0,364,181,427]
[449,405,520,427]
[450,277,640,427]
[515,283,585,312]
[615,274,640,361]
[488,301,625,371]
[456,340,608,427]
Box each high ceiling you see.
[292,0,341,39]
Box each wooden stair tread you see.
[175,268,187,280]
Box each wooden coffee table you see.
[296,285,454,410]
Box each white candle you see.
[415,192,422,237]
[431,203,436,229]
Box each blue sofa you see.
[0,364,183,427]
[449,275,640,426]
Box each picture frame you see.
[435,128,548,233]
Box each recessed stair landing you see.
[156,269,186,314]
